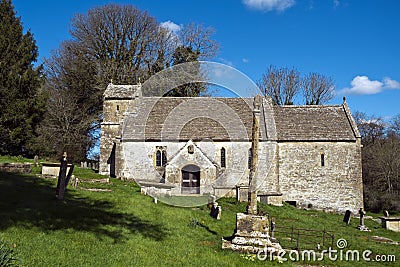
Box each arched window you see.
[221,147,226,168]
[155,147,167,167]
[162,150,167,166]
[248,148,252,169]
[156,150,162,166]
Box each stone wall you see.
[99,98,134,176]
[278,141,363,213]
[120,140,282,198]
[0,163,32,173]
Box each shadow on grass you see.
[0,172,168,243]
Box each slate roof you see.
[122,97,266,141]
[119,94,359,142]
[104,84,141,99]
[273,105,357,141]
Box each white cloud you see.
[242,58,250,63]
[243,0,295,12]
[218,58,234,67]
[160,20,181,33]
[339,75,400,95]
[383,77,400,89]
[333,0,340,8]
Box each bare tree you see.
[258,65,300,105]
[177,22,219,60]
[388,114,400,137]
[69,4,175,85]
[354,111,400,211]
[353,111,385,145]
[36,42,99,162]
[302,73,335,105]
[38,3,219,160]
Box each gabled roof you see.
[104,83,141,99]
[122,97,267,141]
[273,105,357,141]
[111,84,360,142]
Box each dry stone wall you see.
[0,163,32,173]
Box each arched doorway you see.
[181,164,200,194]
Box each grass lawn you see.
[0,164,399,266]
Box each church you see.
[99,83,363,213]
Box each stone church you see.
[99,83,364,213]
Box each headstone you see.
[384,210,389,217]
[359,208,366,226]
[357,207,370,231]
[72,175,79,188]
[270,217,276,238]
[343,210,351,224]
[34,155,39,167]
[210,202,221,220]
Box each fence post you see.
[296,229,300,250]
[322,226,326,247]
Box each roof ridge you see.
[277,104,343,108]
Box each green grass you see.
[0,163,399,266]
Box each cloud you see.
[242,58,250,63]
[160,20,181,33]
[383,77,400,89]
[339,76,400,95]
[243,0,295,12]
[218,58,234,67]
[333,0,340,8]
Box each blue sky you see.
[12,0,400,118]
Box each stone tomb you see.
[222,213,282,254]
[380,217,400,232]
[41,162,73,177]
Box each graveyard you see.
[0,156,399,266]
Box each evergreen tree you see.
[0,0,45,155]
[164,46,206,97]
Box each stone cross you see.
[247,95,262,215]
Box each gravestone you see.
[343,210,351,224]
[357,207,370,231]
[210,202,221,220]
[359,208,365,226]
[270,218,276,238]
[384,210,389,217]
